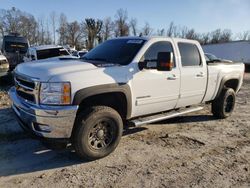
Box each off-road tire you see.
[212,88,236,119]
[73,106,123,160]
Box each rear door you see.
[175,41,207,107]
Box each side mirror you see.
[157,52,173,71]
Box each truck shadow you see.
[0,107,86,177]
[0,106,146,177]
[0,106,215,177]
[153,115,218,125]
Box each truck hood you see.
[15,59,98,81]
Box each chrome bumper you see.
[9,87,78,138]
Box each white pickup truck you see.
[9,37,245,160]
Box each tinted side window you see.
[178,43,201,66]
[141,41,175,66]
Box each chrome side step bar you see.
[130,106,203,127]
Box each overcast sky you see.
[1,0,249,34]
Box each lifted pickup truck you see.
[9,37,244,160]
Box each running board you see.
[130,106,203,127]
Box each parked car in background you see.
[71,50,88,58]
[0,51,9,77]
[205,53,233,63]
[78,50,88,58]
[24,45,72,62]
[1,34,29,71]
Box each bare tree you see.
[142,22,153,36]
[210,29,232,44]
[199,32,211,45]
[185,28,198,40]
[179,26,188,38]
[129,18,138,36]
[114,9,129,37]
[157,28,165,36]
[44,18,52,44]
[0,7,20,34]
[50,11,57,44]
[36,17,46,45]
[57,13,68,45]
[83,18,103,50]
[102,17,114,41]
[210,29,221,44]
[19,14,37,44]
[66,21,83,49]
[220,29,232,43]
[167,22,176,37]
[237,31,250,40]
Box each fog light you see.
[33,123,52,133]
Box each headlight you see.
[39,82,71,105]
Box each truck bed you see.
[203,62,245,102]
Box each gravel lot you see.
[0,73,249,188]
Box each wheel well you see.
[77,92,128,119]
[224,79,239,91]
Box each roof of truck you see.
[111,36,198,42]
[29,45,64,51]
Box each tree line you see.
[0,7,250,50]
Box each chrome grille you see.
[14,73,39,104]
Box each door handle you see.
[196,72,204,77]
[167,74,178,80]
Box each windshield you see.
[82,39,146,65]
[4,41,28,54]
[37,48,70,60]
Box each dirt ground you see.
[0,73,249,188]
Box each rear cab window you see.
[178,43,202,67]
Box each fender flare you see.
[73,83,132,119]
[215,74,241,99]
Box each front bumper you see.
[9,87,78,139]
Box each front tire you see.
[212,88,236,119]
[73,106,123,160]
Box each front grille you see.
[16,76,35,89]
[17,90,35,102]
[14,73,39,103]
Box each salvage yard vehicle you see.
[0,51,9,77]
[1,34,29,71]
[23,45,72,62]
[9,37,245,160]
[205,53,233,63]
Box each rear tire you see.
[212,88,236,119]
[73,106,123,160]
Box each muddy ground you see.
[0,73,249,188]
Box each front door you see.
[131,40,180,117]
